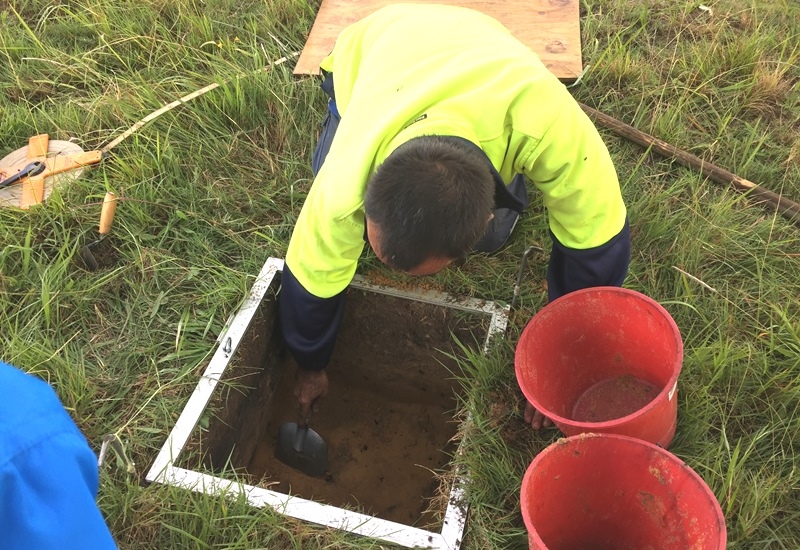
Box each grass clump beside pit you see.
[1,0,799,548]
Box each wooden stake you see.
[579,102,800,225]
[101,52,299,154]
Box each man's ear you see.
[366,217,386,262]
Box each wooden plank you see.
[293,0,582,81]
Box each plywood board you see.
[294,0,582,81]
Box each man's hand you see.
[524,400,553,430]
[295,368,329,419]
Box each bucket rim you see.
[520,432,727,549]
[514,286,684,429]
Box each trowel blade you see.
[79,244,100,271]
[276,422,329,478]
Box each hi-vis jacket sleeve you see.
[279,260,347,371]
[517,85,630,300]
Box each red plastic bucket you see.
[521,433,726,549]
[515,287,683,448]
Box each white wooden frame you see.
[146,257,509,549]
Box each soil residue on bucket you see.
[193,285,491,529]
[571,375,658,422]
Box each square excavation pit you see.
[146,258,509,549]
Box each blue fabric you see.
[547,217,631,302]
[311,104,340,175]
[311,71,341,175]
[473,172,528,253]
[279,263,347,371]
[281,89,348,371]
[280,94,348,371]
[0,362,117,550]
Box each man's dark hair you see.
[365,135,495,271]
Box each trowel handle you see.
[297,408,317,430]
[98,192,118,235]
[292,423,309,453]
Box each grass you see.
[1,0,799,548]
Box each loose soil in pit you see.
[199,286,491,529]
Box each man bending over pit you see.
[279,4,630,430]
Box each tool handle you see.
[292,424,309,452]
[19,176,45,210]
[579,103,800,224]
[296,407,316,429]
[98,192,118,235]
[27,134,50,159]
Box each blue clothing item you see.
[281,93,348,371]
[0,362,117,550]
[547,217,631,302]
[280,263,348,371]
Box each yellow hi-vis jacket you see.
[286,3,626,300]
